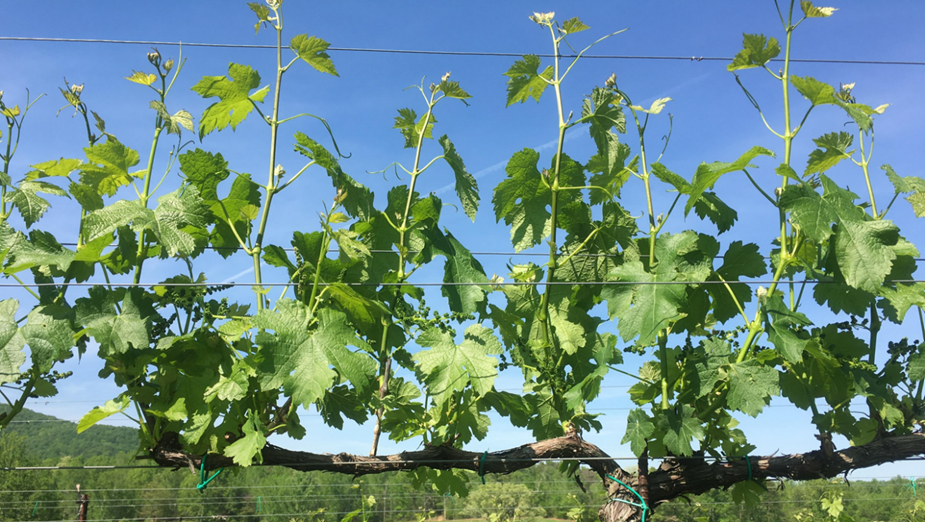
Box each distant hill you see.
[0,407,138,460]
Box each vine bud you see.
[147,48,162,68]
[605,73,617,89]
[756,286,767,300]
[529,11,555,25]
[774,187,783,197]
[334,187,347,203]
[70,83,85,96]
[0,91,4,102]
[441,72,451,83]
[163,58,174,73]
[275,164,286,179]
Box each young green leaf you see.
[693,192,738,234]
[655,404,704,457]
[255,302,374,408]
[4,180,66,227]
[150,101,194,136]
[192,63,270,139]
[709,241,766,323]
[25,158,82,180]
[294,132,373,220]
[5,230,75,274]
[726,359,779,416]
[223,414,267,466]
[800,1,837,18]
[685,146,775,215]
[605,239,690,345]
[393,108,436,150]
[424,229,489,315]
[80,137,142,197]
[728,34,781,71]
[247,2,272,34]
[178,148,230,203]
[21,305,75,372]
[75,287,153,356]
[790,75,836,106]
[77,396,131,433]
[0,299,26,386]
[125,71,157,86]
[492,148,551,251]
[650,162,691,194]
[503,55,553,107]
[291,35,338,76]
[621,408,655,456]
[882,164,925,218]
[439,135,479,222]
[805,132,854,176]
[415,324,502,406]
[583,88,626,154]
[560,17,590,35]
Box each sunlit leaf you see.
[290,35,338,76]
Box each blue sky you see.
[2,1,925,481]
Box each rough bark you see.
[646,432,925,504]
[149,430,925,522]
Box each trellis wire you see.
[2,36,925,67]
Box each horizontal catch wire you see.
[2,37,924,67]
[3,455,925,472]
[1,477,918,495]
[46,244,925,263]
[2,279,924,288]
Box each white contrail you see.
[434,130,581,196]
[220,266,255,284]
[433,72,713,197]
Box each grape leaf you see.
[655,404,704,457]
[583,87,626,153]
[5,230,75,274]
[685,146,775,215]
[726,359,779,417]
[79,138,141,197]
[439,135,479,221]
[393,108,436,149]
[561,17,590,34]
[415,324,502,406]
[0,299,25,385]
[75,287,153,356]
[21,305,74,372]
[178,148,230,203]
[504,55,553,107]
[255,302,374,408]
[192,63,270,139]
[291,35,338,76]
[778,182,837,243]
[621,408,655,456]
[709,241,766,323]
[149,101,194,136]
[77,396,130,433]
[4,180,69,227]
[790,75,836,106]
[492,148,550,251]
[651,162,691,194]
[728,34,781,71]
[693,192,738,234]
[247,2,271,33]
[424,229,489,316]
[294,132,373,220]
[801,1,837,17]
[604,233,706,344]
[805,132,854,176]
[882,164,925,218]
[223,414,267,466]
